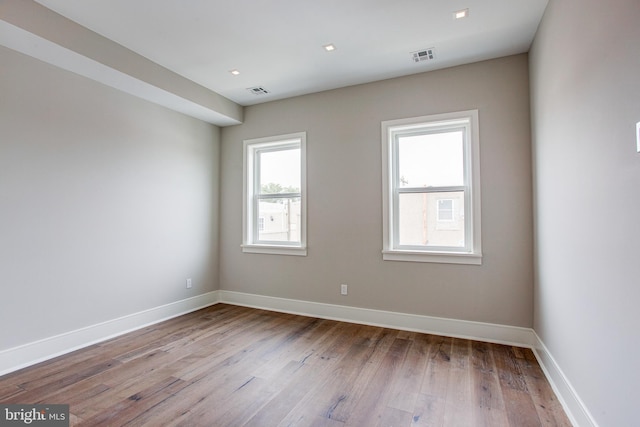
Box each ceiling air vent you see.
[247,86,270,95]
[411,48,436,63]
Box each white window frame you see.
[242,132,307,256]
[381,110,482,265]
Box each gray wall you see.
[0,46,221,350]
[530,0,640,425]
[220,54,534,327]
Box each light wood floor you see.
[0,304,572,426]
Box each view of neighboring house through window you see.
[437,199,455,222]
[381,110,482,264]
[243,132,306,256]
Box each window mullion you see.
[397,185,466,194]
[257,192,301,199]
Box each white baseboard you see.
[532,332,598,427]
[218,290,536,348]
[0,289,593,427]
[0,291,220,377]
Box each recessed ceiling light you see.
[229,69,240,76]
[323,44,336,52]
[454,8,469,19]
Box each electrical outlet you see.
[341,284,348,295]
[186,278,192,289]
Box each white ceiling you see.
[33,0,548,107]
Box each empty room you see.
[1,0,638,426]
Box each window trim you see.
[381,110,482,265]
[242,132,307,256]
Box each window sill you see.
[242,244,307,257]
[382,250,482,265]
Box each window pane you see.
[437,199,454,221]
[259,148,301,194]
[258,197,301,243]
[398,131,463,188]
[398,191,465,247]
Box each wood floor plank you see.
[172,317,329,426]
[277,326,395,425]
[516,350,573,427]
[315,328,400,424]
[376,406,414,427]
[494,345,542,427]
[173,311,296,382]
[213,361,311,427]
[493,345,530,393]
[442,338,473,426]
[250,318,335,380]
[470,341,509,427]
[164,317,324,426]
[412,335,452,425]
[340,336,411,425]
[0,382,24,401]
[4,344,112,391]
[420,335,453,398]
[54,383,110,409]
[3,358,121,405]
[411,393,445,427]
[81,376,188,426]
[240,323,357,427]
[308,416,346,427]
[0,343,102,383]
[387,333,431,413]
[0,304,572,427]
